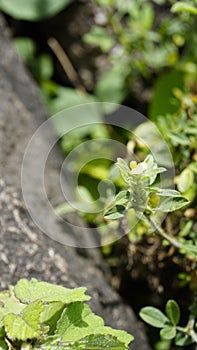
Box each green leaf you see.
[0,0,73,21]
[114,191,131,205]
[46,86,97,116]
[168,132,190,146]
[95,68,127,105]
[74,334,130,349]
[84,26,115,52]
[104,205,127,220]
[55,302,133,346]
[0,289,25,317]
[149,70,184,121]
[175,332,193,346]
[14,37,36,63]
[149,188,182,197]
[139,307,170,328]
[156,197,189,212]
[160,326,176,340]
[171,2,197,15]
[177,168,194,193]
[40,302,65,334]
[3,302,43,340]
[165,300,180,326]
[55,302,104,341]
[116,158,131,184]
[14,278,90,304]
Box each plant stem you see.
[147,215,183,249]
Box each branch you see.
[47,37,87,96]
[147,215,183,249]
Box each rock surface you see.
[0,13,151,350]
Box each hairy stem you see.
[147,215,183,249]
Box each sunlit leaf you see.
[14,279,90,304]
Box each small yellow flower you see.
[129,161,148,175]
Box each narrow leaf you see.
[139,307,170,328]
[149,188,182,197]
[116,158,131,184]
[156,197,189,212]
[104,205,127,220]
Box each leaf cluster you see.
[0,279,133,350]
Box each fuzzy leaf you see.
[3,302,43,340]
[55,302,133,345]
[160,326,176,340]
[116,158,131,184]
[149,188,182,197]
[139,307,170,328]
[156,197,189,212]
[165,300,180,326]
[14,279,90,304]
[104,205,127,220]
[114,190,131,205]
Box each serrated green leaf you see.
[40,302,65,334]
[165,300,180,326]
[104,205,127,220]
[116,158,131,184]
[14,279,90,304]
[177,168,194,193]
[3,302,43,340]
[55,302,133,346]
[139,307,170,328]
[55,302,104,341]
[0,0,73,21]
[0,289,25,317]
[160,326,176,340]
[171,2,197,15]
[75,333,131,349]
